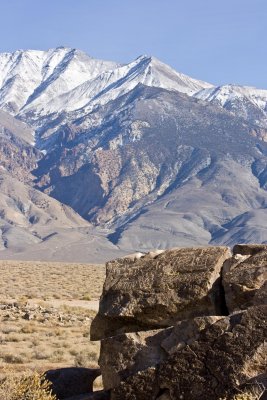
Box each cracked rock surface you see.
[111,306,267,400]
[91,247,231,340]
[91,245,267,400]
[223,245,267,312]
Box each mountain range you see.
[0,47,267,262]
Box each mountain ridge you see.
[0,47,267,262]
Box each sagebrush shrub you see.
[0,371,56,400]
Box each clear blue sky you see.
[1,0,266,88]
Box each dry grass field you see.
[0,260,106,375]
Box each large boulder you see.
[223,245,267,312]
[111,306,267,400]
[91,247,231,340]
[91,245,267,399]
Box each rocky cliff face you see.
[0,110,40,183]
[91,245,267,400]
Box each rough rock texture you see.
[92,246,267,400]
[223,245,267,312]
[0,110,40,183]
[45,367,101,399]
[99,328,172,390]
[91,247,231,340]
[112,367,159,400]
[99,317,222,390]
[160,315,223,355]
[233,244,267,256]
[111,306,267,400]
[253,280,267,306]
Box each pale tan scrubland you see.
[0,260,105,301]
[0,260,106,373]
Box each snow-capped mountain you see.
[194,84,267,129]
[1,47,267,262]
[0,47,119,114]
[0,47,212,118]
[20,54,213,117]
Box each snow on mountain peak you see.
[0,47,119,115]
[194,83,267,128]
[195,84,267,109]
[1,47,267,134]
[0,48,214,119]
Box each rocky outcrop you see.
[223,244,267,312]
[91,245,267,400]
[111,306,267,400]
[91,247,231,340]
[99,316,224,391]
[99,328,172,390]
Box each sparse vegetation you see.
[74,349,99,367]
[0,370,56,400]
[0,260,105,372]
[0,260,105,300]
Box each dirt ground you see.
[0,260,106,375]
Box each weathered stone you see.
[111,368,159,400]
[111,306,267,400]
[95,245,267,399]
[233,243,267,256]
[161,315,223,354]
[99,328,172,390]
[91,247,231,340]
[223,248,267,312]
[45,367,101,399]
[252,280,267,306]
[100,316,222,390]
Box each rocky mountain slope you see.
[0,47,267,261]
[194,84,267,129]
[0,110,39,182]
[0,170,123,263]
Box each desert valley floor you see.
[0,260,105,388]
